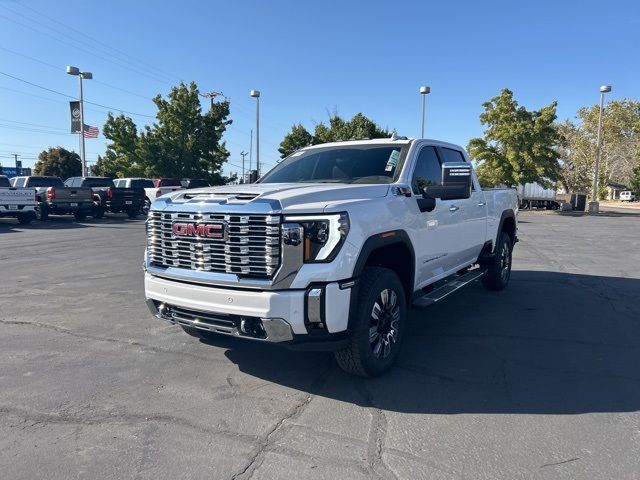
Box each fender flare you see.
[346,230,416,331]
[495,209,517,250]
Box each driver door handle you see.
[449,205,459,212]
[477,201,486,207]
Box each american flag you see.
[83,124,99,138]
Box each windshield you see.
[82,178,115,188]
[129,179,154,189]
[28,177,64,188]
[260,145,407,184]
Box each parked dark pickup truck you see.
[64,177,145,218]
[10,176,93,221]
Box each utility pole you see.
[13,154,20,175]
[200,91,224,109]
[249,129,253,180]
[240,151,248,183]
[250,90,260,177]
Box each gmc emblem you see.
[172,222,224,239]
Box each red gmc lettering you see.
[172,223,223,238]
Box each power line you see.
[0,7,176,86]
[17,2,182,83]
[0,70,156,119]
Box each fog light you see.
[306,288,324,325]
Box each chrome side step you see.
[412,268,487,310]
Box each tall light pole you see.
[419,85,430,138]
[240,151,248,183]
[250,90,260,178]
[66,66,92,176]
[589,84,612,214]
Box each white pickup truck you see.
[0,175,36,224]
[144,138,518,376]
[114,178,182,214]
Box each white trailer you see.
[517,182,558,209]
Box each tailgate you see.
[114,188,142,201]
[0,187,36,205]
[56,187,94,202]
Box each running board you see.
[412,269,487,310]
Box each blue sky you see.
[0,0,638,176]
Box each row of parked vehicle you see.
[0,175,209,224]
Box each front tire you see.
[334,266,406,377]
[481,231,513,291]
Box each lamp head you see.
[250,90,260,98]
[420,85,430,95]
[599,85,612,93]
[81,72,93,80]
[66,66,80,75]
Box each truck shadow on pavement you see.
[206,270,640,415]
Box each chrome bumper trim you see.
[146,299,294,342]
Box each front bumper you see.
[144,273,352,347]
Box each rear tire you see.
[481,231,513,291]
[92,207,105,219]
[17,213,33,225]
[334,266,406,377]
[35,204,48,222]
[74,211,87,221]
[126,209,138,219]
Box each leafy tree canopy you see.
[558,99,640,197]
[93,82,233,183]
[34,147,82,179]
[278,113,390,158]
[467,89,562,188]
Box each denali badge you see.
[172,222,224,239]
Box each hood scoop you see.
[181,191,260,204]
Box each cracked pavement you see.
[1,209,639,479]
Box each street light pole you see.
[589,84,612,214]
[66,66,92,176]
[250,90,260,178]
[78,74,86,174]
[420,85,430,138]
[240,151,248,183]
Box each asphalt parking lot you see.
[1,210,639,480]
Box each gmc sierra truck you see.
[0,175,36,224]
[64,176,145,218]
[144,138,518,376]
[10,176,93,221]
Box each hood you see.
[156,182,390,214]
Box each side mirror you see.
[423,162,472,200]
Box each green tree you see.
[33,147,82,179]
[278,112,390,158]
[558,99,640,198]
[143,82,232,180]
[92,113,144,177]
[467,89,562,188]
[95,82,233,183]
[629,163,640,195]
[278,124,313,158]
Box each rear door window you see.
[441,148,466,163]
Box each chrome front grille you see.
[147,211,281,278]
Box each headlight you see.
[284,213,349,263]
